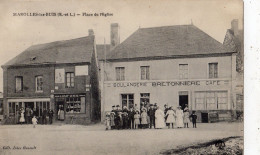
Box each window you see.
[66,72,75,88]
[195,92,205,110]
[179,64,188,79]
[116,67,125,81]
[36,101,50,117]
[121,94,134,109]
[35,76,43,92]
[141,66,150,80]
[140,93,150,108]
[66,96,85,113]
[15,76,23,92]
[209,63,218,78]
[194,91,228,110]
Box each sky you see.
[0,0,243,92]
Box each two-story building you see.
[2,31,100,124]
[100,24,237,122]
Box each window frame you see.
[115,67,125,81]
[15,76,23,93]
[179,64,188,79]
[140,66,150,80]
[208,63,218,79]
[35,75,43,92]
[66,72,75,88]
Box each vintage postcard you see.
[0,0,245,154]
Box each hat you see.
[112,105,115,108]
[164,104,168,107]
[116,105,120,107]
[150,104,154,106]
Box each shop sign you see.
[109,80,229,88]
[55,94,85,98]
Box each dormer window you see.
[30,56,36,61]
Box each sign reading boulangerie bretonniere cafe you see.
[107,80,230,88]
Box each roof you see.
[105,25,232,60]
[3,36,95,67]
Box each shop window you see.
[140,93,150,108]
[121,94,134,109]
[66,96,85,113]
[8,102,15,115]
[141,66,150,80]
[35,76,43,92]
[15,76,23,92]
[194,92,205,110]
[36,101,50,117]
[66,72,75,88]
[209,63,218,78]
[206,92,217,110]
[179,64,188,79]
[116,67,125,81]
[217,92,228,110]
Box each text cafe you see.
[103,79,233,122]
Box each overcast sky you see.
[0,0,243,92]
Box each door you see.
[179,95,188,110]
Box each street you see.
[0,122,243,155]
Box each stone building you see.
[99,24,238,122]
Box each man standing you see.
[164,104,169,128]
[128,107,135,129]
[148,104,156,129]
[48,109,54,124]
[42,108,47,125]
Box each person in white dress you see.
[19,108,25,124]
[176,106,184,128]
[166,106,176,129]
[183,104,190,128]
[155,106,165,129]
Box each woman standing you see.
[141,109,148,129]
[183,104,190,128]
[166,106,176,129]
[155,106,165,129]
[176,106,184,128]
[19,108,25,125]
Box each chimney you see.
[110,23,120,48]
[88,29,94,36]
[231,19,239,36]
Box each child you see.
[105,113,111,130]
[141,109,148,129]
[183,105,190,128]
[134,111,140,129]
[166,106,176,129]
[190,111,197,128]
[32,116,38,128]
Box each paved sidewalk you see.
[0,122,243,155]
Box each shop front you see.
[102,79,234,122]
[6,98,50,124]
[54,94,89,124]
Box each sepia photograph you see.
[0,0,245,154]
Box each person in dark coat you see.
[190,111,197,128]
[128,107,135,129]
[42,108,47,125]
[110,105,116,129]
[48,109,54,124]
[122,106,129,129]
[114,105,120,129]
[148,104,156,129]
[164,104,169,127]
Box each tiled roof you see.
[105,25,232,60]
[3,36,95,67]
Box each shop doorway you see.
[24,102,34,109]
[179,91,188,110]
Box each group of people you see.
[105,103,197,130]
[16,107,54,127]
